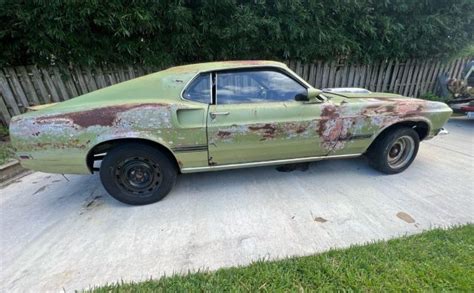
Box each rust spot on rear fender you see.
[35,103,168,128]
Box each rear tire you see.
[366,127,420,174]
[99,143,177,205]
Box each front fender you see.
[370,116,433,143]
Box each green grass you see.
[0,140,14,165]
[0,124,15,165]
[92,224,473,292]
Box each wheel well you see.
[86,138,180,173]
[368,121,429,150]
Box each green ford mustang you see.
[9,61,452,205]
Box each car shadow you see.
[170,156,383,199]
[39,156,382,211]
[180,156,378,180]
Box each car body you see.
[9,60,452,204]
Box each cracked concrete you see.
[1,118,473,291]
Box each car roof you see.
[163,60,288,74]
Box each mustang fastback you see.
[9,61,452,205]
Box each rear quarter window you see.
[182,74,211,104]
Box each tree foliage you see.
[1,0,472,67]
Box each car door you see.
[206,68,330,166]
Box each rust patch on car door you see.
[248,123,277,140]
[317,104,343,150]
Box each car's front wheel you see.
[367,127,420,174]
[99,143,177,205]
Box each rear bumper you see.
[19,158,90,174]
[16,150,91,174]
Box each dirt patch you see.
[310,210,328,223]
[313,217,328,223]
[396,212,415,223]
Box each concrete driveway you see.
[1,118,473,291]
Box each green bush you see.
[1,0,473,67]
[419,92,446,102]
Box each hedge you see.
[1,0,473,67]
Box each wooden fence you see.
[0,57,471,124]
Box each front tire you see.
[100,143,177,205]
[367,127,420,174]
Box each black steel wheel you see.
[100,143,177,205]
[115,156,162,195]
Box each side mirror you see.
[307,88,322,102]
[295,93,308,101]
[295,88,322,102]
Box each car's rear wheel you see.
[99,143,177,205]
[367,127,420,174]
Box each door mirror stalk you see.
[307,88,323,102]
[295,88,323,103]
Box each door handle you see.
[210,111,230,119]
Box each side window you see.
[216,70,306,104]
[182,73,210,103]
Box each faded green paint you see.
[9,60,452,174]
[207,102,326,164]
